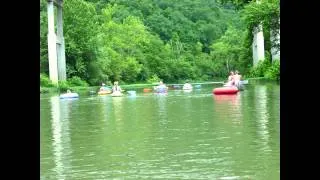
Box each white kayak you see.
[127,90,136,96]
[60,92,79,99]
[182,86,193,90]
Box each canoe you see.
[213,86,239,95]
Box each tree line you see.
[40,0,280,86]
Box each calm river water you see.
[40,82,280,179]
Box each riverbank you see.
[40,80,225,94]
[40,77,272,94]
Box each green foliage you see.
[147,74,161,84]
[68,76,89,87]
[40,0,48,74]
[241,0,279,30]
[40,0,279,84]
[210,26,249,76]
[217,0,253,10]
[265,60,280,81]
[58,81,70,92]
[247,60,271,78]
[63,0,99,82]
[40,74,89,92]
[247,58,279,81]
[40,73,54,87]
[241,0,280,51]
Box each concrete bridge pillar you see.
[47,0,66,84]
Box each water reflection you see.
[40,84,280,179]
[213,94,242,124]
[155,95,168,126]
[50,96,72,179]
[213,94,238,104]
[97,96,111,122]
[182,95,193,121]
[112,97,125,133]
[254,85,271,152]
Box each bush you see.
[247,60,271,78]
[58,81,70,92]
[265,60,280,81]
[147,74,161,84]
[40,73,54,87]
[246,59,280,81]
[68,76,89,87]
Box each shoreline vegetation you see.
[40,77,276,94]
[41,0,279,89]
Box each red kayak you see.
[213,86,239,95]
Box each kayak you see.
[155,88,167,93]
[182,84,193,90]
[98,90,112,95]
[183,89,193,93]
[60,92,79,99]
[213,86,239,95]
[127,90,136,96]
[143,88,153,93]
[194,84,201,89]
[111,91,123,97]
[182,87,193,90]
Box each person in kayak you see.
[233,70,242,88]
[183,81,193,90]
[100,83,112,92]
[225,71,235,86]
[154,80,168,92]
[112,81,122,93]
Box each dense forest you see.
[40,0,280,86]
